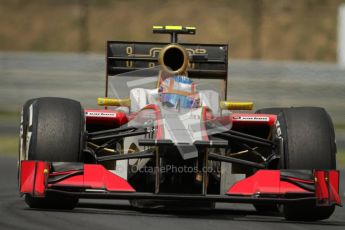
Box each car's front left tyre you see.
[256,107,337,221]
[19,97,85,209]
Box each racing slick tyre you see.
[252,204,280,214]
[19,97,85,210]
[256,107,336,221]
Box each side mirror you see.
[98,98,131,107]
[220,101,253,110]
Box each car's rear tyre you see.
[19,97,85,209]
[256,107,336,221]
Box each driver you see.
[158,75,199,109]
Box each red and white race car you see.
[18,26,341,221]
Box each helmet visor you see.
[161,93,195,109]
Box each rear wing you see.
[105,41,228,98]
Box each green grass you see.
[337,150,345,168]
[0,111,20,123]
[0,135,18,156]
[0,111,20,156]
[335,123,345,131]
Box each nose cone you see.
[160,107,203,160]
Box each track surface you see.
[0,156,344,230]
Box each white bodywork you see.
[114,87,220,179]
[129,87,220,113]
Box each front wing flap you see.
[19,160,341,207]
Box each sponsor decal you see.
[276,120,282,137]
[232,116,270,122]
[25,104,33,160]
[85,111,117,118]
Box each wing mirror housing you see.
[97,98,131,107]
[220,101,254,110]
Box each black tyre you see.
[256,107,336,221]
[19,97,85,209]
[25,193,79,210]
[252,204,279,213]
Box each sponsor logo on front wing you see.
[85,111,117,117]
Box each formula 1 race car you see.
[18,26,341,221]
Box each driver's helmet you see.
[159,75,199,109]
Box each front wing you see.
[19,160,341,207]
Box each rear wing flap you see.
[106,41,228,79]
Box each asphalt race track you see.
[0,156,344,230]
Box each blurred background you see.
[0,0,344,167]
